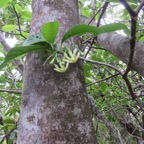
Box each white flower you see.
[54,62,69,73]
[63,48,80,63]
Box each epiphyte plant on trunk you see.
[0,21,128,72]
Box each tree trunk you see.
[17,0,97,143]
[97,33,144,77]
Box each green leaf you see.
[0,45,49,70]
[84,63,91,83]
[106,0,119,2]
[0,0,9,8]
[23,33,48,46]
[1,25,18,32]
[14,4,22,13]
[62,23,127,43]
[41,21,59,44]
[3,117,15,124]
[21,10,32,21]
[81,9,92,17]
[100,82,107,92]
[139,36,144,42]
[99,23,128,34]
[62,24,100,43]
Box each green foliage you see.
[0,0,10,8]
[14,3,22,13]
[0,68,21,143]
[0,21,127,71]
[41,21,59,44]
[62,24,100,42]
[106,0,119,2]
[1,25,18,32]
[0,45,49,70]
[99,23,128,34]
[21,10,31,21]
[23,33,48,46]
[3,117,15,125]
[62,23,127,43]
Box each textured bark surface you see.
[97,33,144,77]
[17,0,97,143]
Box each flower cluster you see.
[54,48,80,73]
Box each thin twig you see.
[87,73,120,86]
[13,5,26,39]
[119,0,136,16]
[86,2,109,58]
[136,1,144,14]
[80,56,137,100]
[88,7,102,25]
[97,2,109,27]
[0,30,27,37]
[79,56,121,73]
[124,105,142,127]
[0,89,21,94]
[122,76,136,100]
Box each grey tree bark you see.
[17,0,97,143]
[97,33,144,77]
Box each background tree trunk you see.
[17,0,97,143]
[97,33,144,77]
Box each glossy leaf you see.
[23,33,48,46]
[62,24,100,43]
[41,21,59,44]
[99,23,127,34]
[1,25,18,32]
[62,23,127,43]
[0,45,49,70]
[3,117,15,124]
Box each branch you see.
[118,1,137,77]
[0,89,21,94]
[88,2,109,26]
[13,5,26,39]
[87,73,120,86]
[122,76,136,100]
[0,33,24,74]
[80,56,136,100]
[0,30,27,37]
[120,1,144,77]
[124,105,142,127]
[136,1,144,14]
[79,56,121,73]
[97,2,109,27]
[96,32,144,77]
[87,95,126,144]
[110,105,141,138]
[88,7,101,25]
[119,0,137,16]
